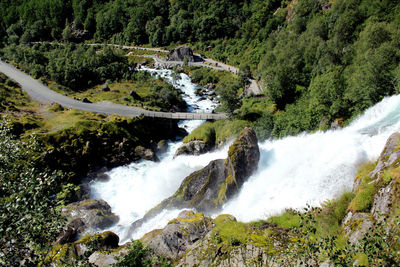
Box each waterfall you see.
[222,94,400,221]
[90,67,400,243]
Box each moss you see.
[354,253,369,266]
[354,161,376,183]
[348,182,376,212]
[215,175,236,205]
[214,214,236,226]
[268,210,301,228]
[44,243,76,264]
[216,183,228,205]
[212,220,247,247]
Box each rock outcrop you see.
[369,132,400,181]
[139,127,259,226]
[142,210,214,261]
[174,140,211,157]
[134,146,159,161]
[61,199,119,234]
[166,46,195,62]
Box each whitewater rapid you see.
[91,68,400,243]
[90,68,225,242]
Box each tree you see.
[0,120,65,265]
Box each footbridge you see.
[0,60,227,120]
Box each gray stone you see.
[55,219,85,244]
[141,127,260,219]
[174,140,210,157]
[156,139,169,154]
[369,132,400,180]
[343,212,373,244]
[134,146,159,161]
[82,97,92,103]
[166,46,195,62]
[371,181,393,220]
[101,84,110,92]
[129,90,141,100]
[145,210,213,261]
[61,199,119,232]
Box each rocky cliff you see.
[166,46,195,62]
[142,127,260,220]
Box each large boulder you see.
[369,132,400,181]
[135,146,159,161]
[139,127,259,224]
[143,210,214,261]
[61,199,119,233]
[174,140,211,157]
[166,46,195,62]
[224,127,260,196]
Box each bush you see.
[115,240,171,267]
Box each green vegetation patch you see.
[349,162,378,212]
[268,209,301,229]
[184,119,250,147]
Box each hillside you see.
[1,0,400,266]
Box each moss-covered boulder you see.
[143,210,213,261]
[134,127,259,236]
[224,127,260,199]
[369,132,400,181]
[61,199,119,234]
[45,231,120,265]
[174,139,212,157]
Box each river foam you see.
[91,67,400,243]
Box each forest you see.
[1,0,400,137]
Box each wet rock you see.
[369,132,400,181]
[101,84,110,92]
[75,231,119,257]
[56,219,85,244]
[129,90,141,100]
[156,139,169,154]
[96,172,111,182]
[135,146,159,161]
[89,247,129,267]
[61,199,119,232]
[143,127,260,218]
[204,83,215,90]
[342,212,373,244]
[144,210,213,261]
[166,46,195,62]
[371,181,393,220]
[225,127,260,195]
[174,140,211,157]
[82,97,92,103]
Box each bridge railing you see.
[141,111,226,120]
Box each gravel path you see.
[0,60,227,120]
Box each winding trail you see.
[0,60,227,120]
[90,43,263,95]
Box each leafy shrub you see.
[0,119,65,265]
[115,240,171,267]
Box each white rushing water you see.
[91,67,400,243]
[90,67,225,242]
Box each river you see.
[90,68,400,244]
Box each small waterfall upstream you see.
[91,68,400,243]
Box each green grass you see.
[348,161,378,212]
[183,119,250,145]
[268,209,301,228]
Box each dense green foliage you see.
[1,43,133,91]
[115,240,171,267]
[2,0,400,138]
[0,120,65,265]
